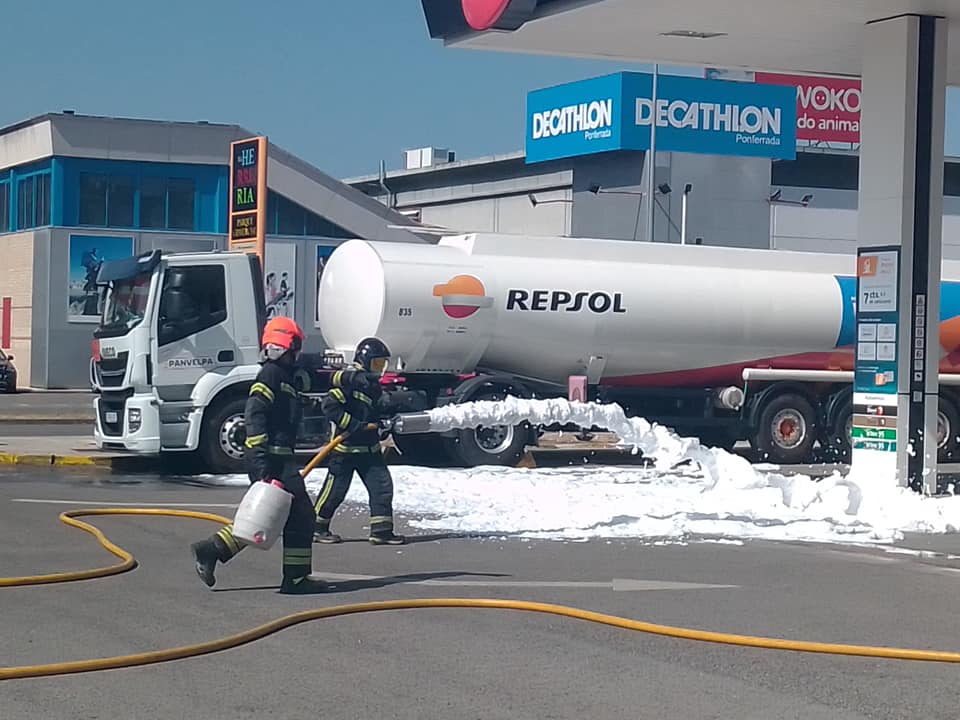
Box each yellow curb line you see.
[0,453,114,468]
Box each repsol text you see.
[506,289,626,313]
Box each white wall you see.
[419,188,571,236]
[773,204,960,259]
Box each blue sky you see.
[3,1,959,179]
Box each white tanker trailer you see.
[317,232,960,467]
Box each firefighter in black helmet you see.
[314,337,405,545]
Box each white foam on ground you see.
[213,398,960,546]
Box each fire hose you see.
[5,428,960,680]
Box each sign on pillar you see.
[859,13,947,494]
[228,136,268,265]
[852,247,901,479]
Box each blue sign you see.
[525,71,797,163]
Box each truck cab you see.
[91,248,334,473]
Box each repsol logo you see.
[506,289,626,313]
[167,357,215,369]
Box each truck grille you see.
[97,391,131,437]
[95,352,129,388]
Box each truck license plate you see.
[105,411,118,423]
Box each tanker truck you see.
[90,232,960,473]
[316,233,960,468]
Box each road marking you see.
[10,498,239,509]
[317,572,737,592]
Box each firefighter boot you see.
[369,529,406,546]
[279,575,329,594]
[191,538,222,588]
[313,517,342,544]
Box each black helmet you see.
[354,337,390,371]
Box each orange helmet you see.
[261,317,304,355]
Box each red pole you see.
[1,297,10,349]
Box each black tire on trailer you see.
[443,390,530,467]
[391,432,449,467]
[936,395,960,462]
[822,396,853,464]
[200,395,248,475]
[753,392,819,465]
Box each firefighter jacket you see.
[243,360,303,480]
[321,364,386,452]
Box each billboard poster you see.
[264,243,296,321]
[68,235,134,323]
[228,136,268,261]
[315,244,336,327]
[754,73,860,145]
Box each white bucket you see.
[231,480,293,550]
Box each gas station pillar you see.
[857,14,947,494]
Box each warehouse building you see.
[0,112,425,389]
[347,145,960,257]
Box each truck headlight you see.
[128,408,142,433]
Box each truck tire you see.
[936,395,960,462]
[443,390,530,468]
[392,433,449,467]
[753,393,818,466]
[820,396,853,464]
[200,396,247,475]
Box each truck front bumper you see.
[94,394,161,454]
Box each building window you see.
[36,173,51,226]
[17,177,33,230]
[167,178,195,230]
[107,176,134,228]
[278,195,305,235]
[137,176,195,230]
[267,190,353,238]
[0,183,9,233]
[140,177,166,229]
[79,173,108,226]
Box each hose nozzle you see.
[392,412,435,435]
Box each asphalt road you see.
[3,469,960,719]
[0,391,95,422]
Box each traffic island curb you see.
[0,453,156,473]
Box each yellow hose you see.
[4,506,960,681]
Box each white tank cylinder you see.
[231,480,292,550]
[316,234,960,388]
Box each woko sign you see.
[755,73,861,144]
[526,71,796,163]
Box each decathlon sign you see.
[525,72,796,163]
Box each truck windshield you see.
[99,274,152,333]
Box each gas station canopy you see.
[426,0,960,82]
[422,0,960,493]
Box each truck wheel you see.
[200,397,247,475]
[754,393,818,465]
[936,396,960,462]
[392,433,448,467]
[821,397,853,463]
[443,391,530,467]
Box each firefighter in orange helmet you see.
[190,316,327,594]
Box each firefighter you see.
[190,316,327,594]
[313,337,405,546]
